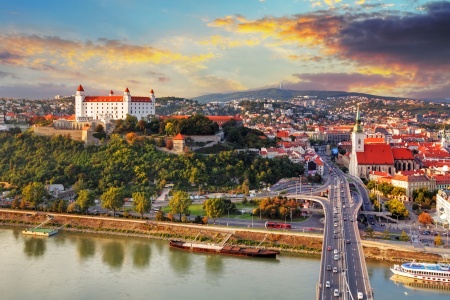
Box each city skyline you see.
[0,0,449,99]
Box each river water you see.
[0,227,448,300]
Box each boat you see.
[169,240,280,258]
[391,275,450,292]
[390,261,450,283]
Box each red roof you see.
[173,133,186,140]
[110,90,114,95]
[83,96,152,103]
[364,138,385,144]
[392,148,414,160]
[150,89,154,94]
[356,144,394,165]
[125,87,130,93]
[77,85,84,92]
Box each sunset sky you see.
[0,0,449,99]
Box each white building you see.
[436,190,450,227]
[75,85,155,122]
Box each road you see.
[316,159,373,300]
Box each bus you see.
[265,222,292,229]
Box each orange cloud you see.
[0,34,215,70]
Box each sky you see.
[0,0,449,100]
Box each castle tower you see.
[349,104,365,177]
[149,89,156,115]
[75,85,85,121]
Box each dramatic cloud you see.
[0,34,215,70]
[333,1,450,68]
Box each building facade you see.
[75,85,155,122]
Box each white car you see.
[326,281,331,288]
[357,292,363,299]
[334,254,339,260]
[333,249,338,254]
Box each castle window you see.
[358,138,361,145]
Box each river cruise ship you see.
[390,261,450,283]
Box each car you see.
[326,281,331,288]
[334,254,339,260]
[333,249,338,254]
[334,223,338,227]
[327,265,332,271]
[344,218,347,221]
[327,246,332,251]
[369,215,373,219]
[357,292,363,299]
[370,221,375,225]
[333,234,338,239]
[334,289,339,297]
[333,267,338,273]
[350,219,354,222]
[333,230,337,234]
[346,239,351,244]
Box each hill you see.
[192,88,406,103]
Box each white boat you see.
[390,261,450,283]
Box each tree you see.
[435,234,443,246]
[22,182,46,210]
[168,190,192,221]
[418,212,433,224]
[382,228,391,240]
[11,197,20,209]
[385,199,409,218]
[399,230,410,242]
[133,191,151,219]
[365,226,374,238]
[203,198,225,224]
[76,189,95,214]
[73,179,88,194]
[100,187,124,217]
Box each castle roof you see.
[83,96,152,103]
[77,85,84,92]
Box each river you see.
[0,227,448,300]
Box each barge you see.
[169,240,280,258]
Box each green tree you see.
[169,190,192,221]
[133,191,151,219]
[76,189,95,214]
[72,179,88,194]
[100,187,124,217]
[385,199,409,218]
[365,226,374,238]
[203,198,225,224]
[22,182,46,210]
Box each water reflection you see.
[77,237,96,260]
[133,243,151,268]
[205,254,224,275]
[169,249,192,274]
[12,228,20,240]
[102,241,125,269]
[23,236,46,257]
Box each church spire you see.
[353,103,363,133]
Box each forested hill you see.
[191,88,406,103]
[0,132,302,196]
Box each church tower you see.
[349,104,365,177]
[442,125,448,149]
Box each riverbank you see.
[0,209,445,262]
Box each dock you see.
[22,228,58,236]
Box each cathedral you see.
[75,85,155,122]
[348,105,417,179]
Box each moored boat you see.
[169,240,280,258]
[390,261,450,283]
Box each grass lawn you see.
[162,203,309,223]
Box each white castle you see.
[75,85,156,122]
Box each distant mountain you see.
[191,88,406,103]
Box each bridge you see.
[287,161,373,299]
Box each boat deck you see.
[22,228,58,236]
